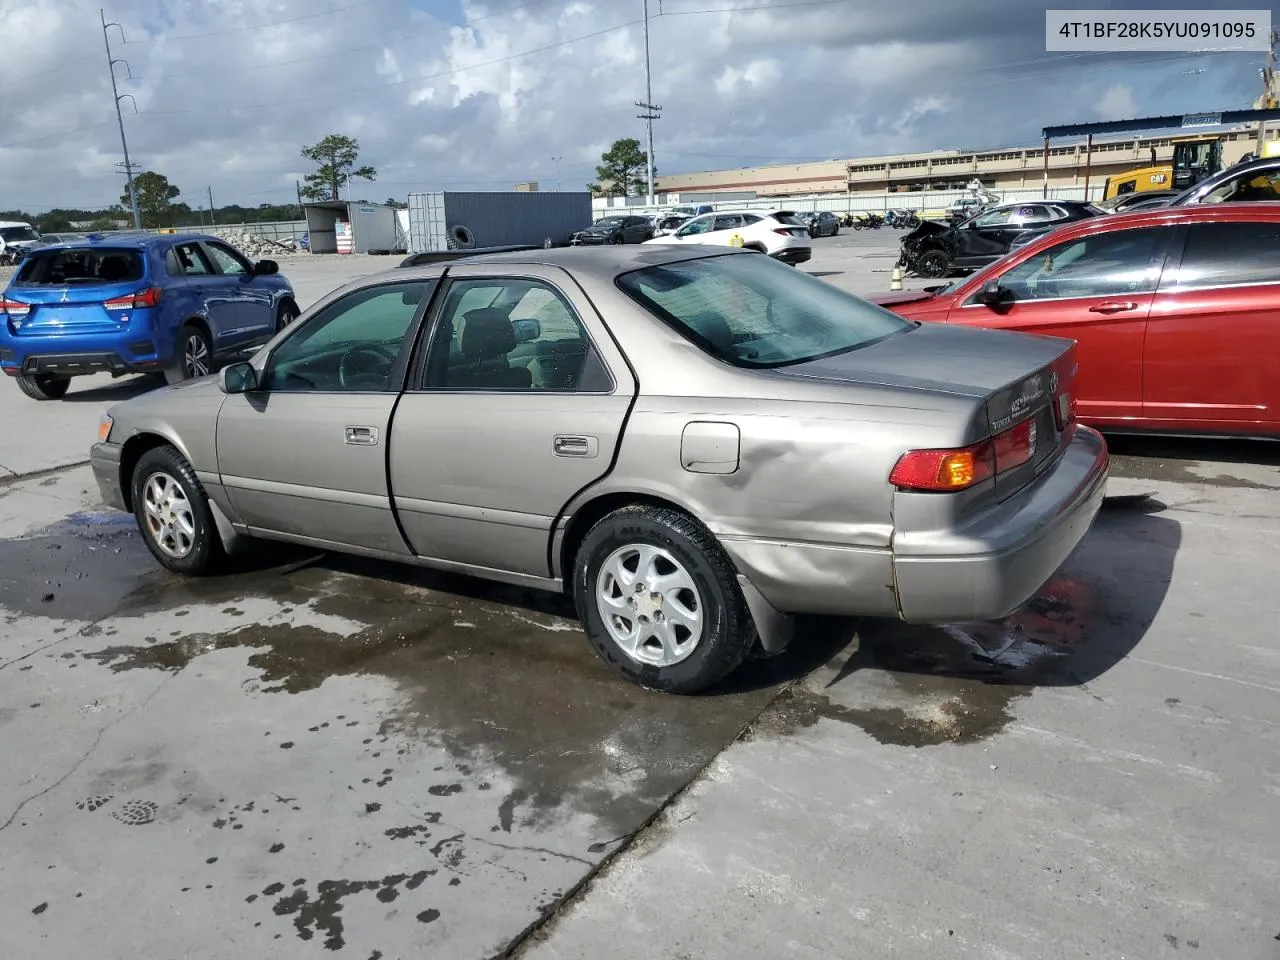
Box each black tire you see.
[275,301,299,333]
[916,249,950,278]
[574,505,755,694]
[130,445,225,576]
[165,323,213,385]
[15,373,70,400]
[831,225,839,236]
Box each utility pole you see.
[1256,27,1278,155]
[207,186,215,227]
[101,9,141,230]
[296,180,304,216]
[551,156,562,191]
[635,0,661,205]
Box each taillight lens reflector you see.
[0,298,31,317]
[890,416,1039,492]
[993,417,1035,472]
[889,442,995,492]
[104,287,162,311]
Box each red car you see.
[869,203,1280,437]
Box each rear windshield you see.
[14,247,146,286]
[616,253,911,369]
[770,212,808,226]
[0,226,39,243]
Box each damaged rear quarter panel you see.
[570,391,973,618]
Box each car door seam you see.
[543,267,642,581]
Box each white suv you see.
[643,209,812,265]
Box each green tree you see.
[299,134,377,201]
[121,171,180,228]
[593,138,650,197]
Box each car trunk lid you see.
[775,322,1079,500]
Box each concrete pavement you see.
[519,471,1280,960]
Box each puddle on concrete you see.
[82,562,778,838]
[752,576,1103,748]
[1109,453,1279,490]
[0,511,151,621]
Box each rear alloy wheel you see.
[165,324,212,385]
[131,445,225,575]
[15,373,71,401]
[916,249,950,278]
[275,301,299,333]
[574,505,755,694]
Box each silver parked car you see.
[90,246,1109,694]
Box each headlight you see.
[97,414,114,443]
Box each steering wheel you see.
[338,343,399,389]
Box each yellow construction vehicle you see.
[1102,134,1225,199]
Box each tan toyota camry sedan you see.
[90,245,1108,694]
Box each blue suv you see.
[0,233,298,400]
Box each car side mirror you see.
[511,318,541,343]
[978,280,1005,306]
[253,259,279,275]
[220,361,258,394]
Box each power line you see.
[120,0,394,44]
[101,9,141,230]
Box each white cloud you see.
[0,0,1260,214]
[1098,83,1139,122]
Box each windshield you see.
[593,217,625,227]
[1,226,40,243]
[616,253,911,369]
[15,247,145,285]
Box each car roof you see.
[28,232,222,250]
[392,243,756,284]
[1002,201,1280,251]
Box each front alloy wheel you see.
[141,471,197,560]
[131,445,225,575]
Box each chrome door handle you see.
[1089,301,1138,314]
[553,435,598,458]
[345,425,379,445]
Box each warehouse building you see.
[654,127,1272,199]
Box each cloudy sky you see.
[0,0,1267,213]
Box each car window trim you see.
[958,224,1180,308]
[407,273,616,396]
[258,277,439,395]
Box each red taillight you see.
[889,441,995,492]
[0,297,31,318]
[890,416,1038,492]
[104,287,162,311]
[993,417,1035,472]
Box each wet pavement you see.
[520,476,1280,960]
[0,467,787,958]
[3,445,1280,957]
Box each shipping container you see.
[406,191,592,253]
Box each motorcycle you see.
[883,209,922,230]
[852,213,885,230]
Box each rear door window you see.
[169,242,214,277]
[1166,221,1280,289]
[13,247,145,286]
